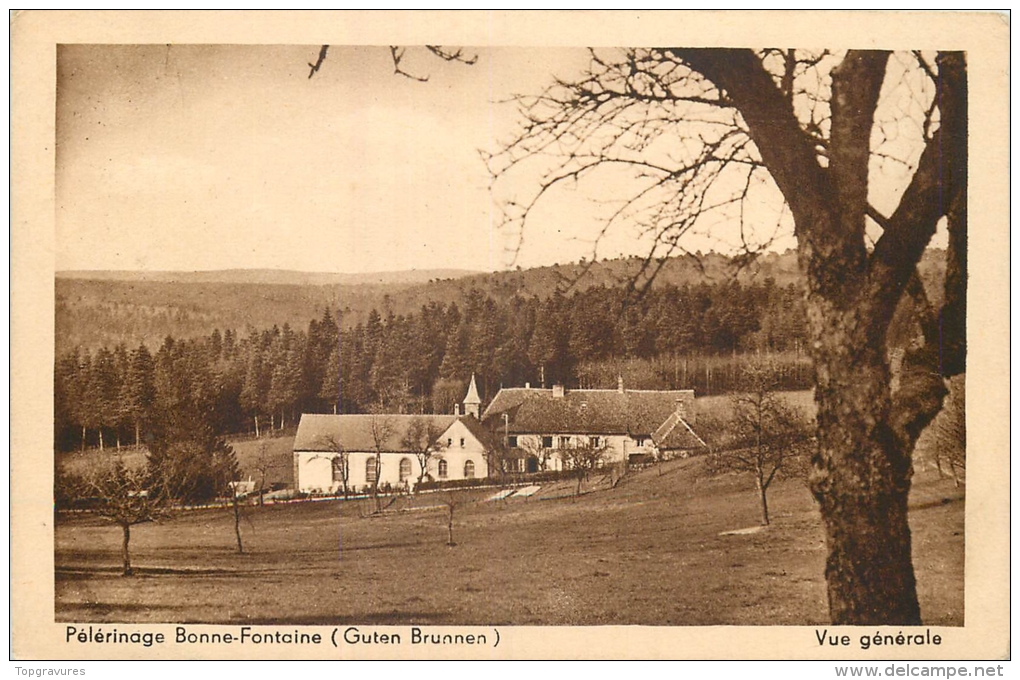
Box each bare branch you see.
[308,45,329,79]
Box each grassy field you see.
[55,457,964,626]
[57,433,298,489]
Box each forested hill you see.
[55,250,942,354]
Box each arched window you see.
[365,457,378,484]
[464,459,476,478]
[438,459,449,479]
[399,457,412,482]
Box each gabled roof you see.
[294,414,458,453]
[481,387,694,437]
[652,411,708,451]
[456,414,498,451]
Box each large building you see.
[294,377,492,493]
[481,378,706,471]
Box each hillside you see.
[55,456,964,625]
[56,268,480,287]
[55,249,946,354]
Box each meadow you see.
[55,457,964,626]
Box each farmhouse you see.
[481,378,706,471]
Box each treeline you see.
[54,279,811,452]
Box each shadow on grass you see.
[910,494,965,512]
[56,565,240,579]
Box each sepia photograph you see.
[11,10,1010,661]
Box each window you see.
[332,457,345,482]
[634,437,647,447]
[464,460,476,478]
[507,435,518,448]
[447,438,453,447]
[460,437,465,448]
[438,459,448,479]
[365,457,378,484]
[399,458,412,482]
[590,436,601,448]
[558,436,571,448]
[541,436,553,449]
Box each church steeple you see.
[463,373,481,418]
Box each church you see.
[293,376,491,493]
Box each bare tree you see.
[483,440,512,488]
[441,491,460,546]
[74,456,181,576]
[489,48,966,624]
[314,434,351,498]
[216,451,245,555]
[559,439,609,497]
[400,417,447,491]
[250,440,284,506]
[708,358,812,525]
[519,436,554,472]
[367,410,396,513]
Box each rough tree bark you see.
[675,49,967,624]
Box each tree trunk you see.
[121,522,133,576]
[756,476,770,526]
[134,420,140,448]
[810,322,921,625]
[81,425,87,451]
[232,494,243,554]
[254,415,260,439]
[98,428,104,452]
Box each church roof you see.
[294,414,458,453]
[464,373,481,405]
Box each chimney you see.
[552,384,565,398]
[454,403,461,416]
[617,376,625,394]
[525,382,531,389]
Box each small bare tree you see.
[251,439,284,506]
[519,436,554,472]
[316,435,351,498]
[709,358,812,525]
[75,456,181,576]
[559,438,609,497]
[441,491,460,546]
[367,410,396,513]
[400,417,447,491]
[214,450,245,555]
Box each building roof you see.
[464,373,481,405]
[456,413,498,451]
[652,411,708,451]
[481,387,695,437]
[294,414,458,453]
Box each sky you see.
[56,45,632,274]
[55,45,936,275]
